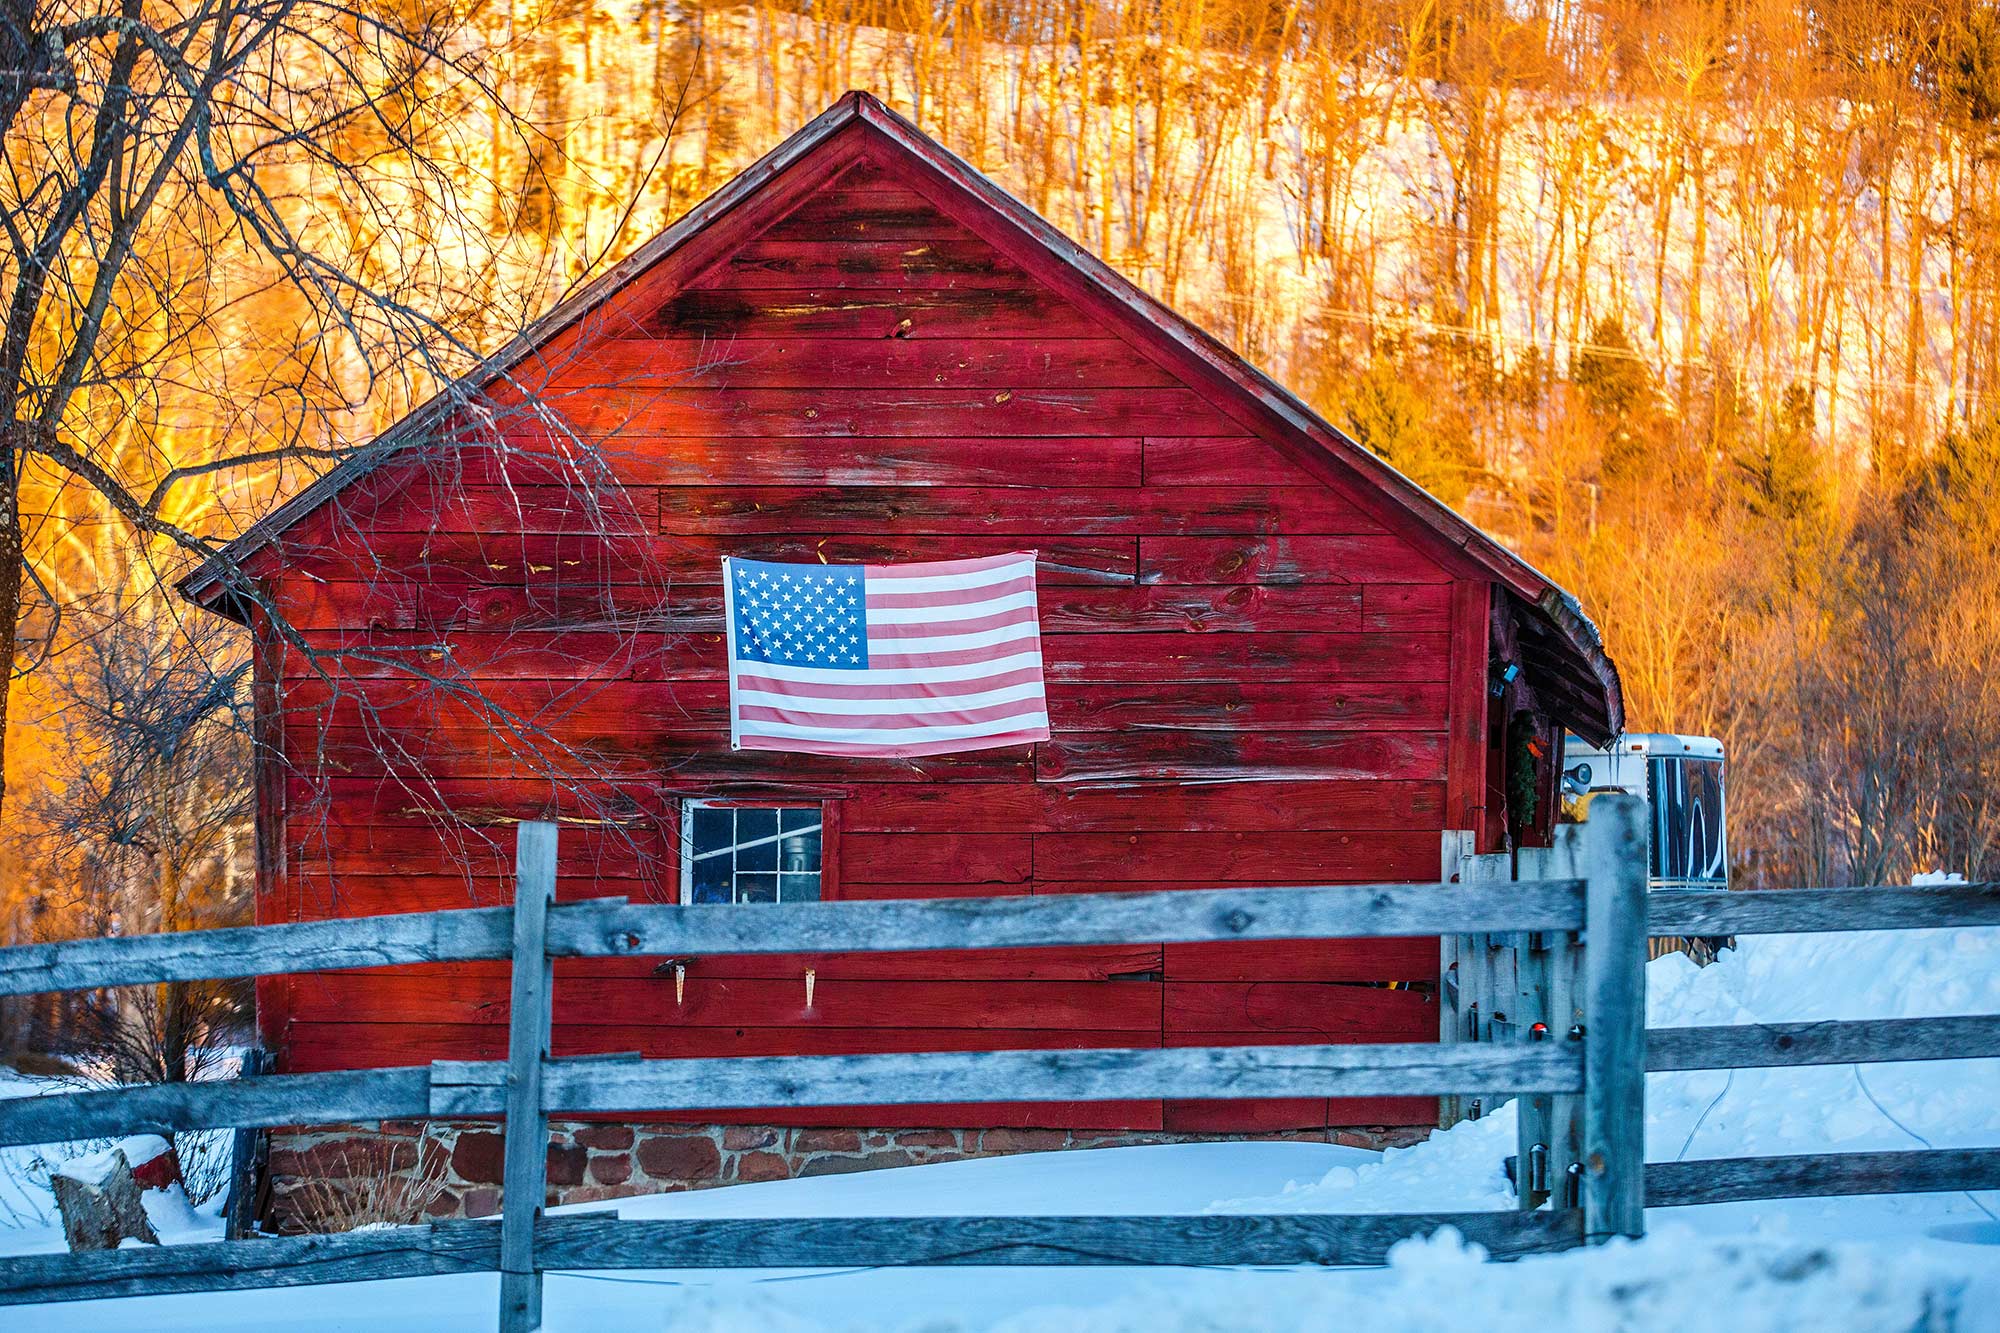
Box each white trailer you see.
[1562,733,1727,891]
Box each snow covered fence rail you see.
[0,801,1656,1326]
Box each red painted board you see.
[1364,583,1452,632]
[280,1022,1159,1069]
[835,780,1446,834]
[840,834,1032,884]
[642,286,1113,342]
[286,975,1164,1032]
[276,530,1139,587]
[1140,437,1327,487]
[1040,632,1449,684]
[1163,940,1438,982]
[1034,731,1448,783]
[541,336,1179,391]
[1138,534,1450,586]
[1029,830,1441,883]
[1164,983,1433,1039]
[656,487,1381,537]
[287,726,1036,782]
[838,881,1035,900]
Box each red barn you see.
[180,93,1622,1221]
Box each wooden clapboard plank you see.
[1140,437,1326,486]
[537,387,1236,440]
[281,532,1139,587]
[1052,681,1449,732]
[288,726,1037,782]
[642,285,1112,341]
[1364,584,1451,632]
[841,833,1033,884]
[1035,731,1448,783]
[280,629,682,682]
[286,975,1163,1031]
[656,486,1381,536]
[1042,632,1450,683]
[757,171,980,241]
[1164,982,1434,1038]
[1030,831,1441,883]
[701,236,1036,289]
[275,582,1387,637]
[1163,939,1438,982]
[838,779,1447,834]
[1138,534,1451,585]
[539,337,1181,391]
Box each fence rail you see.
[0,797,1994,1330]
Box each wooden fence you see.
[0,795,1996,1331]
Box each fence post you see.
[1579,795,1647,1243]
[223,1048,275,1240]
[500,822,557,1333]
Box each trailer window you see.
[1647,756,1727,888]
[680,801,823,904]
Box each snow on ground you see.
[4,927,1997,1330]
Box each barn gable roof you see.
[179,90,1622,741]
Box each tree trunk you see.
[0,449,22,819]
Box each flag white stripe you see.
[736,680,1046,716]
[863,589,1039,624]
[864,623,1039,655]
[737,649,1045,688]
[736,712,1051,744]
[863,560,1035,594]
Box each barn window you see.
[680,801,823,905]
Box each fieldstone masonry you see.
[265,1120,1431,1227]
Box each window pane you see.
[780,830,821,873]
[780,872,820,903]
[737,873,778,903]
[691,851,732,904]
[735,808,778,845]
[780,809,819,833]
[738,832,779,872]
[690,806,733,858]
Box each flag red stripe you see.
[735,727,1050,758]
[866,605,1039,640]
[737,700,1041,730]
[867,644,1044,670]
[735,666,1045,700]
[865,574,1036,610]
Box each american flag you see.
[723,552,1051,757]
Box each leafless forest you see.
[4,0,2000,1066]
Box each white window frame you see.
[678,799,825,906]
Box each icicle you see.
[675,963,686,1006]
[804,967,816,1009]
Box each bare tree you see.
[0,0,593,816]
[12,594,250,1079]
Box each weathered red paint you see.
[190,93,1619,1137]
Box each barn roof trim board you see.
[177,90,1622,742]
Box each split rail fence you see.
[0,796,1994,1332]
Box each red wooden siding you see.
[258,146,1483,1133]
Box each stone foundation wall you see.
[264,1120,1432,1229]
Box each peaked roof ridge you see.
[179,89,1621,740]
